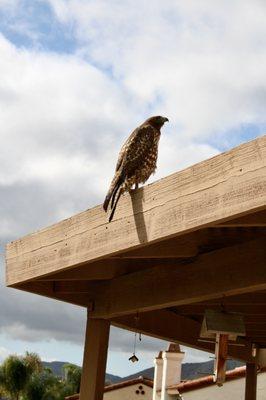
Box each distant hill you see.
[42,361,121,384]
[182,359,243,381]
[119,359,242,382]
[43,361,67,377]
[43,359,243,384]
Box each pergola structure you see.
[6,135,266,400]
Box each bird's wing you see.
[115,130,136,172]
[117,124,156,176]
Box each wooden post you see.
[80,311,110,400]
[245,362,257,400]
[213,334,228,386]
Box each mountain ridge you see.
[42,359,243,383]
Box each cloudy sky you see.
[0,0,266,377]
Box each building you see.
[65,345,266,399]
[166,366,266,399]
[65,376,153,400]
[153,344,184,400]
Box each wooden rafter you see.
[6,136,266,286]
[4,135,266,369]
[112,310,252,362]
[90,238,265,318]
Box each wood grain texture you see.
[217,209,266,227]
[6,135,266,285]
[213,334,228,386]
[80,315,110,400]
[112,310,252,362]
[91,238,266,318]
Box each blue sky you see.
[0,1,76,52]
[0,0,266,377]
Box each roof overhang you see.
[5,135,266,362]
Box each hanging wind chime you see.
[129,313,142,363]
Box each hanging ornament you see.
[129,313,141,363]
[129,332,139,363]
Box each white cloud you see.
[47,0,266,140]
[0,33,139,236]
[0,346,11,362]
[0,0,18,8]
[0,28,221,239]
[0,0,265,366]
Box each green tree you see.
[23,352,43,375]
[0,352,79,400]
[0,355,30,400]
[23,369,61,400]
[0,366,8,398]
[63,363,82,393]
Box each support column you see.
[245,362,257,400]
[80,311,110,400]
[153,352,163,400]
[161,344,184,400]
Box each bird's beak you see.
[164,117,169,122]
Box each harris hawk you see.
[103,115,169,222]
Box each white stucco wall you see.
[179,373,266,400]
[104,383,153,400]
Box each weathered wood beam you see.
[53,281,100,293]
[80,313,110,400]
[213,334,228,386]
[6,136,266,286]
[112,310,252,362]
[91,238,266,318]
[173,304,266,315]
[217,209,266,227]
[36,261,121,281]
[17,281,94,308]
[187,291,266,306]
[112,310,214,353]
[36,258,190,282]
[113,235,198,258]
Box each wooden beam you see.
[173,304,266,315]
[52,281,104,294]
[37,258,192,282]
[17,281,94,308]
[112,310,252,362]
[6,136,266,286]
[91,238,266,318]
[112,310,214,353]
[37,260,121,281]
[113,235,198,258]
[245,361,258,400]
[217,209,266,227]
[185,291,266,306]
[80,313,110,400]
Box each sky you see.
[0,0,266,377]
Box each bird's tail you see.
[103,173,123,213]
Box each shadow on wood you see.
[130,187,148,244]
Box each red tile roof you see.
[167,366,266,394]
[65,376,153,400]
[105,376,153,392]
[65,366,266,399]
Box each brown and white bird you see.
[103,115,169,222]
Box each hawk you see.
[103,115,169,222]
